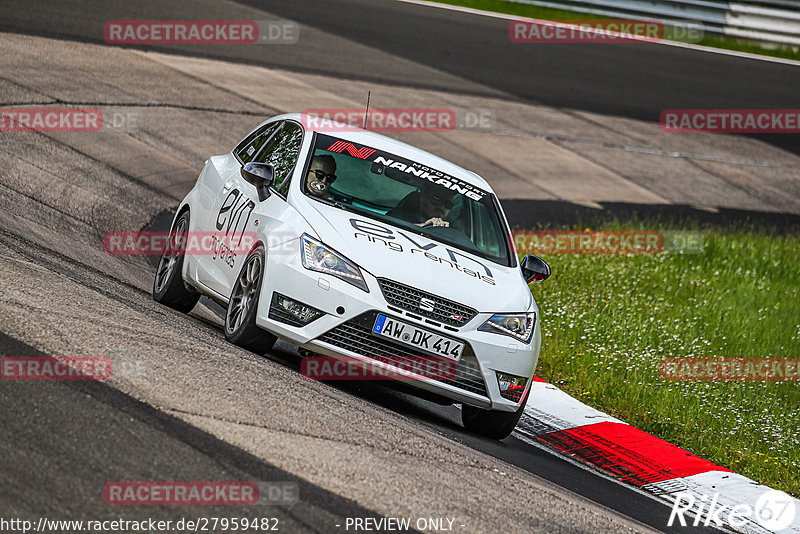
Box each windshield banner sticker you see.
[318,134,488,201]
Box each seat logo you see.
[419,298,436,313]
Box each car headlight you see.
[301,234,369,292]
[478,312,536,343]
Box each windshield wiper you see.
[332,200,357,213]
[322,198,365,217]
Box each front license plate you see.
[372,314,464,360]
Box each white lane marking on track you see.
[523,380,625,432]
[392,0,800,68]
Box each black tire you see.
[462,390,530,440]
[224,245,276,354]
[152,211,200,313]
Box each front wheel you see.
[462,391,529,440]
[224,245,276,354]
[152,211,200,313]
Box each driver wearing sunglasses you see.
[305,155,337,199]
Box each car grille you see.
[317,312,488,398]
[377,278,477,327]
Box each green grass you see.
[431,0,800,62]
[524,227,800,496]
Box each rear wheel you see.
[462,391,529,440]
[152,211,200,313]
[224,245,276,354]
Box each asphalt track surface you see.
[1,0,797,155]
[1,0,795,532]
[0,333,392,533]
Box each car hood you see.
[300,200,534,314]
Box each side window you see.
[235,122,280,164]
[253,122,303,196]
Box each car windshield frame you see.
[298,132,515,268]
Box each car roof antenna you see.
[363,91,371,130]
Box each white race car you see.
[153,113,551,439]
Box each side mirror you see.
[521,254,551,283]
[241,162,275,202]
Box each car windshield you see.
[302,133,512,266]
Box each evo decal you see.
[215,188,255,267]
[349,218,495,285]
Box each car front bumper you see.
[255,238,540,412]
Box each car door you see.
[196,120,304,299]
[194,122,280,297]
